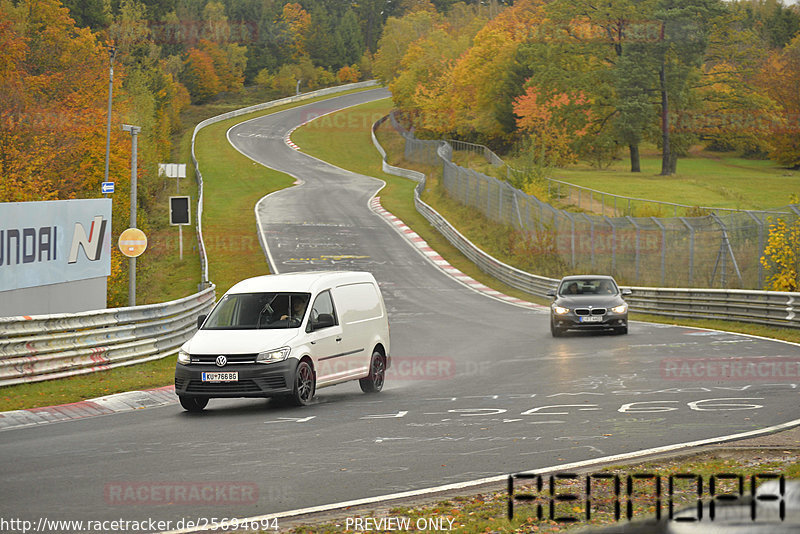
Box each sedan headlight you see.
[177,349,191,365]
[611,304,627,314]
[256,347,290,364]
[552,305,569,315]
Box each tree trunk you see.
[659,62,672,176]
[629,144,641,172]
[669,151,678,174]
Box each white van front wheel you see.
[291,360,316,406]
[179,396,209,412]
[360,351,386,393]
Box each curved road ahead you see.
[1,88,798,529]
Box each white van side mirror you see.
[311,313,335,331]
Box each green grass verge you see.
[0,358,177,412]
[553,150,800,211]
[0,86,375,412]
[463,145,800,212]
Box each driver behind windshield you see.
[280,295,308,322]
[563,282,579,295]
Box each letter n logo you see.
[68,216,107,263]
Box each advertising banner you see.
[0,199,112,292]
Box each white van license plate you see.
[202,372,238,382]
[580,316,603,323]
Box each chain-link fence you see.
[389,114,799,289]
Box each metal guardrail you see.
[191,80,379,286]
[372,115,800,329]
[0,286,215,387]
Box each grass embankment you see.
[457,146,800,212]
[0,87,372,412]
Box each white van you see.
[175,271,391,412]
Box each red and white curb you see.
[0,386,178,431]
[369,197,543,311]
[284,127,300,150]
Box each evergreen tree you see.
[306,5,346,70]
[339,9,365,66]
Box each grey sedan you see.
[546,275,631,337]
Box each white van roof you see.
[225,271,376,295]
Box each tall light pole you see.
[122,124,141,306]
[104,47,117,188]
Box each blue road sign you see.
[102,182,115,194]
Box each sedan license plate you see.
[580,316,603,323]
[202,372,238,382]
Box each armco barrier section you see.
[192,80,378,286]
[0,285,215,387]
[372,115,800,329]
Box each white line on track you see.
[161,416,800,533]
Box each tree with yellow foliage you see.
[761,200,800,291]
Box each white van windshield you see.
[203,292,310,329]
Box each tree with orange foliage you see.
[0,0,128,202]
[513,86,590,167]
[758,34,800,168]
[281,3,312,61]
[337,65,361,83]
[182,47,221,104]
[439,0,545,144]
[198,40,244,93]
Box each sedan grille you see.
[575,308,606,316]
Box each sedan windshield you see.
[559,279,618,296]
[202,292,310,329]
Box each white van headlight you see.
[177,349,191,365]
[257,347,290,364]
[611,304,628,314]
